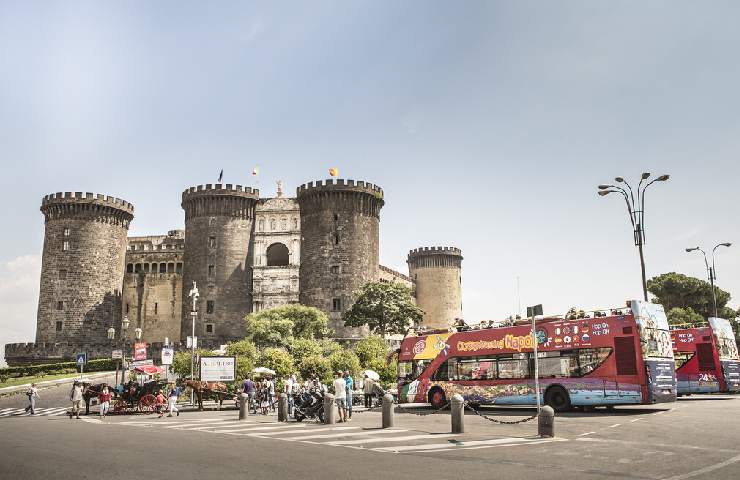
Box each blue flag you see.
[218,169,223,183]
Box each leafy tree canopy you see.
[647,272,736,320]
[171,349,212,379]
[289,338,322,367]
[328,350,361,377]
[258,347,295,378]
[317,338,343,357]
[355,335,389,366]
[298,355,333,384]
[343,282,423,338]
[225,339,258,362]
[245,305,331,348]
[666,307,705,327]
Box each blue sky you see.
[2,1,740,364]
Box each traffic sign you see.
[76,352,87,366]
[112,349,123,359]
[187,336,198,348]
[161,347,174,365]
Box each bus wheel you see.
[429,388,447,410]
[544,386,571,413]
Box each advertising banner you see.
[161,347,174,365]
[199,356,236,382]
[133,343,148,361]
[709,317,740,360]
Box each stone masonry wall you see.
[407,247,463,329]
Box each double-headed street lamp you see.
[685,243,732,318]
[598,173,670,301]
[107,315,143,385]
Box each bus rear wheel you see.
[544,386,571,412]
[429,388,447,410]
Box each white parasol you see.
[253,367,276,376]
[361,369,380,381]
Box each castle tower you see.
[297,179,384,339]
[407,247,463,329]
[36,192,134,344]
[181,184,259,344]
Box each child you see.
[155,390,167,418]
[98,386,111,418]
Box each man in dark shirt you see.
[242,377,257,414]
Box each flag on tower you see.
[218,169,223,183]
[328,167,339,177]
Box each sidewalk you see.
[0,371,116,398]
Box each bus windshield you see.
[398,360,429,383]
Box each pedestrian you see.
[24,384,39,415]
[267,376,276,411]
[363,375,375,408]
[332,371,348,423]
[242,376,256,414]
[97,385,111,419]
[284,375,294,415]
[69,381,83,419]
[344,370,354,419]
[259,380,270,415]
[167,385,181,417]
[155,389,167,418]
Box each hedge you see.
[0,359,117,383]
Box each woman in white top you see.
[25,384,39,415]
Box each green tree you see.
[317,338,343,357]
[289,338,322,367]
[225,339,258,362]
[666,307,705,327]
[343,282,423,338]
[245,310,295,348]
[258,348,295,378]
[298,355,333,384]
[281,304,331,339]
[171,349,211,379]
[366,357,397,387]
[328,350,361,377]
[647,272,736,320]
[355,335,389,366]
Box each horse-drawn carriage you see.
[111,380,169,414]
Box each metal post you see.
[381,393,394,428]
[451,394,465,434]
[532,314,540,413]
[709,266,718,318]
[637,228,648,301]
[239,393,248,420]
[538,405,555,437]
[278,393,288,422]
[323,393,336,424]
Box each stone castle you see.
[5,178,463,365]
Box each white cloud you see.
[0,254,41,366]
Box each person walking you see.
[344,371,354,419]
[24,384,39,415]
[267,376,276,411]
[332,371,348,423]
[284,374,294,415]
[363,375,375,408]
[69,381,83,419]
[97,385,112,419]
[259,379,270,415]
[167,385,181,417]
[155,390,167,418]
[242,376,256,414]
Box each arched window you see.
[258,219,264,231]
[270,219,276,231]
[280,217,287,230]
[266,243,290,266]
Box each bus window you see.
[458,359,477,380]
[398,360,430,382]
[673,352,694,369]
[432,359,457,381]
[535,350,578,378]
[476,359,496,380]
[498,355,529,379]
[578,348,613,376]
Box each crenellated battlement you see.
[181,184,260,220]
[408,246,463,269]
[408,246,463,257]
[296,179,384,198]
[40,192,134,226]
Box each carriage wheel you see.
[112,400,127,414]
[138,394,157,413]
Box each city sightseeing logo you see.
[413,339,426,354]
[457,334,535,353]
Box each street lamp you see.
[597,173,670,301]
[685,243,732,318]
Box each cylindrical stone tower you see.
[181,184,259,345]
[407,247,463,329]
[297,179,384,339]
[36,192,134,344]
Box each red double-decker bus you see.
[671,317,740,395]
[397,300,676,412]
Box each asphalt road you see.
[0,373,118,409]
[1,394,738,480]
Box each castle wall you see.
[297,179,384,339]
[407,247,463,329]
[181,184,259,344]
[36,192,133,345]
[123,231,184,343]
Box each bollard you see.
[381,393,394,428]
[278,393,289,422]
[238,393,248,420]
[451,394,465,434]
[323,393,336,424]
[538,405,555,437]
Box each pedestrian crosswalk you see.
[0,407,69,417]
[111,417,565,454]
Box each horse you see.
[82,382,115,415]
[179,380,229,411]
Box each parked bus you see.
[397,300,676,412]
[671,318,740,395]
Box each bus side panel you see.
[721,360,740,392]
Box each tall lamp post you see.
[685,243,732,318]
[598,173,670,301]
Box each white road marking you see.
[213,423,309,433]
[575,437,737,453]
[609,424,621,428]
[372,436,535,453]
[630,418,643,423]
[329,433,455,446]
[661,453,740,480]
[282,429,406,441]
[425,438,567,452]
[249,427,356,436]
[578,432,596,436]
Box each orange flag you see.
[328,167,339,177]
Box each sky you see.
[2,1,740,365]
